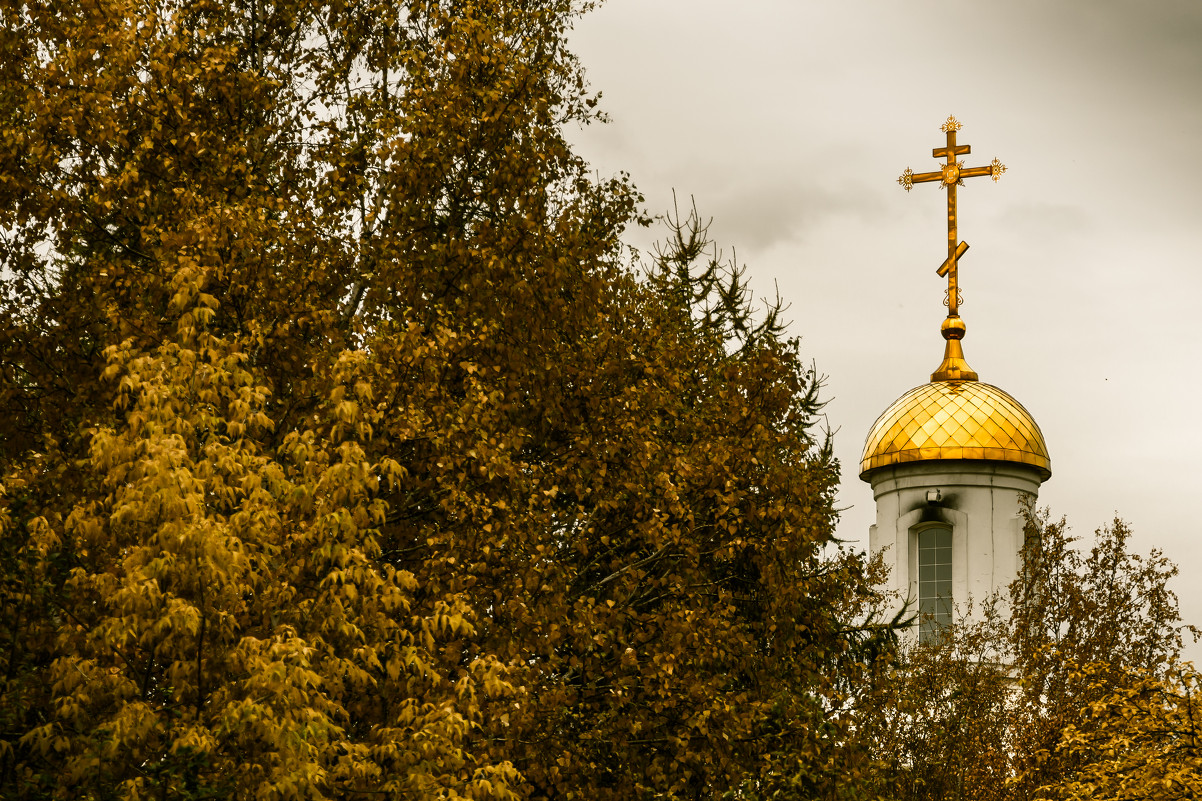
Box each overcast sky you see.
[567,0,1202,653]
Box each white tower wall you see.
[866,461,1044,622]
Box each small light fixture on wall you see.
[926,488,942,504]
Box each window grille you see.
[918,525,952,643]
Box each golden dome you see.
[860,381,1051,481]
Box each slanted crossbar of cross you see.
[898,116,1006,318]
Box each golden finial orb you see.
[941,316,966,339]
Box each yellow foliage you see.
[0,0,869,799]
[1039,663,1202,801]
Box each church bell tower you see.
[859,117,1051,640]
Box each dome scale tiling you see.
[859,380,1051,480]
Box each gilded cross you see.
[897,116,1006,318]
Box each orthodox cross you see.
[897,116,1006,319]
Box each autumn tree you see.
[0,1,883,798]
[847,600,1013,801]
[852,507,1197,801]
[1039,662,1202,801]
[1008,511,1195,801]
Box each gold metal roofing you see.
[859,381,1051,481]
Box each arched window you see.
[916,524,953,643]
